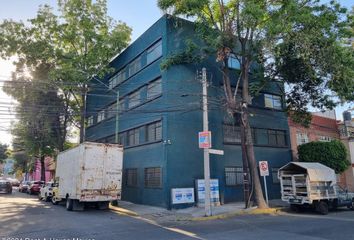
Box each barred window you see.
[147,78,162,100]
[119,98,125,112]
[127,128,140,146]
[272,168,280,183]
[109,69,126,89]
[126,168,138,187]
[225,167,243,186]
[144,167,162,188]
[146,121,162,142]
[147,40,162,64]
[223,125,241,143]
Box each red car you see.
[27,181,44,195]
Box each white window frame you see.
[296,132,309,146]
[87,116,94,127]
[97,110,106,123]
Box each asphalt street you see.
[1,190,354,240]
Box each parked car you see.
[0,180,12,194]
[51,182,61,205]
[19,181,31,193]
[39,182,55,202]
[7,178,20,187]
[27,181,44,195]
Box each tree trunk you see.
[241,59,268,209]
[40,155,46,182]
[241,109,268,209]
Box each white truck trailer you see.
[279,162,354,214]
[55,142,123,211]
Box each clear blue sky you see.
[0,0,164,41]
[0,0,353,145]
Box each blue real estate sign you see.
[171,188,195,204]
[196,179,220,204]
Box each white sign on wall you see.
[171,188,195,204]
[196,179,220,204]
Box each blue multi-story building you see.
[85,15,292,208]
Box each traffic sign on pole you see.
[199,131,211,149]
[259,161,269,204]
[259,161,269,176]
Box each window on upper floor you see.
[119,98,125,113]
[128,90,141,109]
[119,132,127,146]
[253,128,287,147]
[97,110,106,123]
[146,121,162,142]
[223,125,241,143]
[147,78,162,100]
[147,40,162,65]
[318,135,332,142]
[264,94,282,110]
[128,56,142,77]
[109,69,126,90]
[228,54,241,70]
[296,132,309,146]
[106,102,117,119]
[127,128,140,146]
[87,116,94,127]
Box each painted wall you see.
[86,15,293,208]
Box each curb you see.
[191,207,285,221]
[109,204,140,217]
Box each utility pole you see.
[201,67,212,216]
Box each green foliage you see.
[0,143,9,163]
[298,140,350,173]
[0,0,132,143]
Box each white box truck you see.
[279,162,354,214]
[55,142,123,211]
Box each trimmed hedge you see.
[298,140,350,173]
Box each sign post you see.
[259,161,269,204]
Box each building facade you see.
[288,111,340,160]
[85,16,292,208]
[338,111,354,191]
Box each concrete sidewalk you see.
[110,199,289,223]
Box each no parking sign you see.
[259,161,269,176]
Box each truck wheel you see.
[316,201,329,215]
[66,198,73,211]
[350,200,354,211]
[290,204,302,213]
[45,193,50,202]
[52,196,59,205]
[97,201,109,210]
